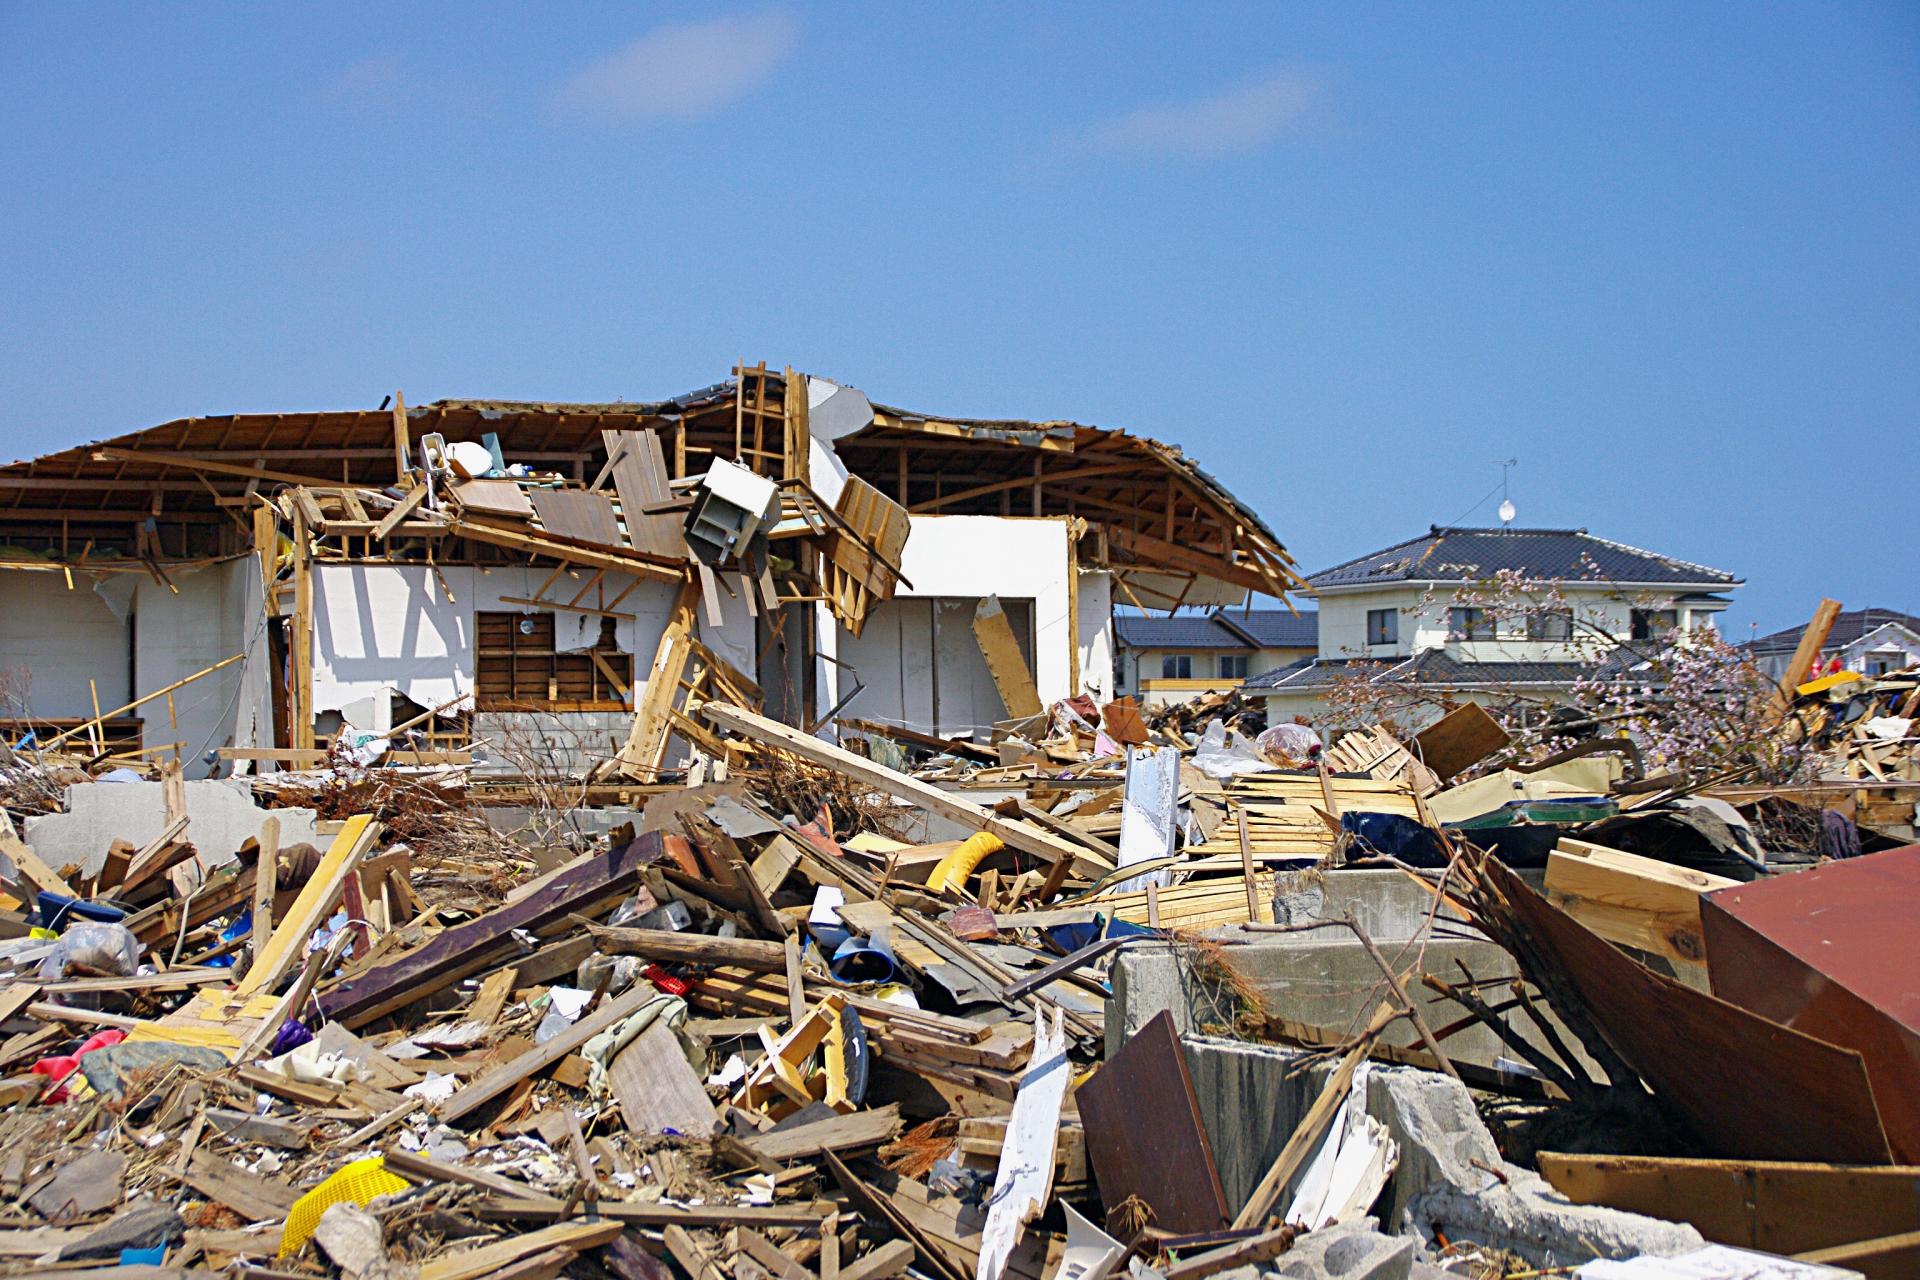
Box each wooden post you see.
[391,392,410,483]
[166,691,179,763]
[1766,598,1843,725]
[292,504,314,752]
[1066,520,1080,698]
[897,447,908,506]
[87,679,104,757]
[253,502,277,614]
[251,816,278,972]
[1237,806,1259,922]
[1030,455,1042,517]
[675,422,687,480]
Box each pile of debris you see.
[0,652,1914,1280]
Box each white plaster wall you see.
[0,569,131,720]
[125,559,261,776]
[1319,585,1678,663]
[306,564,675,728]
[1077,569,1114,704]
[888,516,1074,701]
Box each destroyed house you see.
[1745,607,1920,683]
[1250,525,1742,728]
[0,364,1307,776]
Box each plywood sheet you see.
[1491,856,1893,1165]
[453,478,536,519]
[1075,1009,1229,1234]
[530,489,624,548]
[610,1017,716,1137]
[605,429,688,562]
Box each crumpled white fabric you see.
[578,993,697,1099]
[262,1041,361,1087]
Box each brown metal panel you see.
[1076,1009,1230,1234]
[1702,844,1920,1164]
[604,429,688,561]
[529,489,624,548]
[1489,856,1893,1165]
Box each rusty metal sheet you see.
[1075,1009,1229,1234]
[529,489,623,548]
[603,428,688,562]
[1489,856,1893,1166]
[1701,843,1920,1164]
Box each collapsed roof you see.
[0,364,1308,608]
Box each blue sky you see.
[2,3,1914,637]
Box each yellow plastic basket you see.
[279,1155,411,1257]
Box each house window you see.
[1630,609,1677,641]
[1366,609,1399,646]
[1114,650,1127,690]
[1162,654,1192,679]
[1449,608,1494,641]
[1526,610,1573,641]
[1218,654,1249,679]
[476,612,632,709]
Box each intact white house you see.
[1746,608,1920,683]
[1248,525,1742,729]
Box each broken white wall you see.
[0,561,261,779]
[824,516,1100,737]
[306,564,675,730]
[0,569,131,721]
[1078,569,1114,704]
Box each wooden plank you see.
[372,484,429,539]
[976,1009,1070,1280]
[1768,598,1845,721]
[973,595,1044,720]
[183,1151,301,1223]
[237,814,378,996]
[321,836,660,1028]
[419,1220,625,1280]
[529,489,624,548]
[450,477,536,518]
[744,1105,903,1163]
[587,922,787,972]
[605,428,688,561]
[1540,1151,1920,1275]
[440,983,668,1123]
[839,1239,913,1280]
[701,703,1109,877]
[1545,841,1736,966]
[391,391,410,481]
[0,811,76,897]
[739,1229,819,1280]
[1410,703,1511,780]
[250,816,278,972]
[609,1017,717,1138]
[1077,1009,1228,1235]
[617,576,702,778]
[382,1147,563,1205]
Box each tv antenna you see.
[1495,458,1518,525]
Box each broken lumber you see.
[700,703,1110,878]
[321,833,663,1027]
[439,983,670,1124]
[238,813,380,997]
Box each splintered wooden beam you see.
[700,702,1111,877]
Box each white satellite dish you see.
[1498,499,1516,525]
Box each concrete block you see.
[1268,1218,1412,1280]
[1272,870,1461,942]
[1107,935,1598,1076]
[23,778,317,877]
[1179,1038,1704,1269]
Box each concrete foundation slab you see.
[1179,1037,1704,1268]
[1269,1218,1413,1280]
[24,779,317,877]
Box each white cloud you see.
[1084,67,1324,157]
[554,11,798,124]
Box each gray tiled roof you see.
[1309,527,1740,590]
[1245,649,1593,691]
[1745,608,1920,656]
[1114,610,1318,651]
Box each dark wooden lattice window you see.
[476,613,632,710]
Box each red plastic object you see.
[642,964,688,995]
[31,1028,128,1103]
